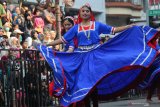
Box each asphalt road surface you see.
[98,97,160,107]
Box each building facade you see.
[105,0,144,26]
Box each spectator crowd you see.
[0,0,64,61]
[0,0,73,106]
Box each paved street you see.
[52,97,160,107]
[98,97,160,107]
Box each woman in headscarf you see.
[38,3,160,107]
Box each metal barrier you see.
[0,49,59,107]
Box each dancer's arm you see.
[114,24,135,33]
[46,39,62,46]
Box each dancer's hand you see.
[126,23,136,28]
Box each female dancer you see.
[38,4,160,107]
[61,16,75,52]
[138,37,160,103]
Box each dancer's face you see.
[80,6,91,21]
[63,20,73,32]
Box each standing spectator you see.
[13,6,25,32]
[23,32,32,48]
[2,1,12,23]
[31,30,41,49]
[21,40,28,49]
[43,30,52,48]
[12,13,18,25]
[33,7,44,34]
[49,30,60,51]
[13,28,23,43]
[8,37,22,60]
[43,3,56,30]
[50,30,56,41]
[0,33,9,60]
[3,21,11,38]
[0,1,6,28]
[24,9,33,33]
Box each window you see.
[131,0,142,5]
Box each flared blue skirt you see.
[138,54,160,89]
[38,26,160,107]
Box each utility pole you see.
[145,0,149,26]
[55,0,61,39]
[19,0,23,9]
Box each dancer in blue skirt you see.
[38,3,160,107]
[61,16,75,52]
[138,37,160,103]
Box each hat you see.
[3,1,6,5]
[13,29,23,34]
[35,27,43,33]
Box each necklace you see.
[81,21,92,40]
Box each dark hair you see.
[1,1,7,5]
[62,16,74,35]
[33,7,41,15]
[81,5,92,12]
[0,0,3,4]
[10,33,17,37]
[31,30,38,40]
[62,17,74,26]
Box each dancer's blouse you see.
[61,21,114,46]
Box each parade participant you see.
[61,16,75,52]
[139,37,160,103]
[48,16,75,99]
[38,3,160,107]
